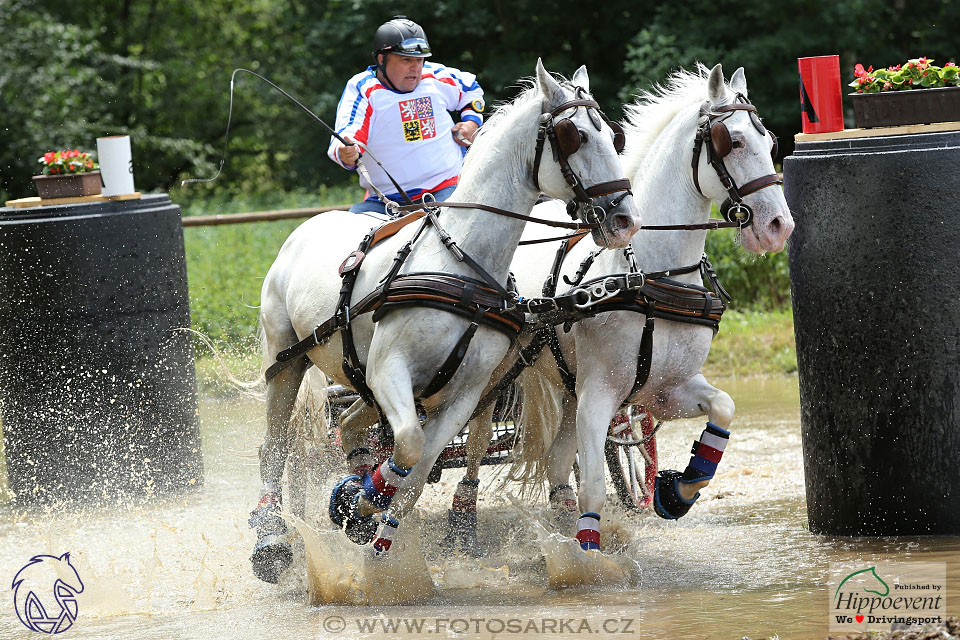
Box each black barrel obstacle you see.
[0,194,202,504]
[784,131,960,535]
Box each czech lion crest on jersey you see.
[399,97,436,142]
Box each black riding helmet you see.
[372,15,431,59]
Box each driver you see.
[328,15,485,214]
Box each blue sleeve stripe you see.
[429,62,480,92]
[345,71,378,130]
[461,113,482,126]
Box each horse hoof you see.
[653,470,700,520]
[329,474,362,527]
[329,475,377,545]
[249,498,292,583]
[440,509,482,557]
[250,537,293,584]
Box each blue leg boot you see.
[329,475,378,545]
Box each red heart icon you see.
[856,615,864,623]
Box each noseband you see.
[691,94,782,227]
[532,87,632,227]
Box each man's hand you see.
[451,121,479,147]
[338,136,360,167]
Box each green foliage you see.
[705,226,792,311]
[619,0,958,162]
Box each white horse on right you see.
[447,63,794,553]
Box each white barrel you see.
[96,135,135,196]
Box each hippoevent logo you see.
[12,553,85,634]
[830,562,945,633]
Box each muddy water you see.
[0,375,957,640]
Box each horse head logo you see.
[12,553,85,634]
[835,566,890,599]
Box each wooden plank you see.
[795,120,960,143]
[181,205,348,226]
[4,192,143,209]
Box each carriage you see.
[323,384,659,510]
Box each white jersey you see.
[327,61,484,198]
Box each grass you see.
[703,308,797,378]
[179,186,358,350]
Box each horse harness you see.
[264,92,633,407]
[471,232,730,417]
[692,93,782,230]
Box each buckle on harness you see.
[625,272,646,290]
[524,297,559,314]
[574,276,622,310]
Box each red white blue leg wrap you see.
[574,512,601,550]
[372,514,400,555]
[684,422,729,482]
[363,457,410,510]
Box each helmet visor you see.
[394,37,431,56]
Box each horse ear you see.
[729,67,748,97]
[707,63,726,104]
[571,65,590,92]
[536,58,563,105]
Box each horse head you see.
[698,63,794,253]
[12,553,84,633]
[533,59,641,248]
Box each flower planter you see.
[32,170,102,199]
[850,86,960,128]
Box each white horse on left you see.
[248,60,641,583]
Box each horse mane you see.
[620,63,721,180]
[460,75,566,176]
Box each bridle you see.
[691,93,782,228]
[532,85,632,230]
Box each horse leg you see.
[545,394,579,535]
[329,361,424,548]
[372,390,486,556]
[250,357,307,583]
[573,387,628,550]
[339,399,380,476]
[652,373,735,520]
[440,405,494,557]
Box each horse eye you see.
[579,131,588,145]
[731,139,743,149]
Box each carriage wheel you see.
[604,405,658,510]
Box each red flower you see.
[867,65,874,72]
[43,152,56,163]
[888,64,901,71]
[946,62,957,68]
[883,81,892,90]
[854,63,866,78]
[907,78,913,84]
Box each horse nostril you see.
[769,216,782,235]
[611,213,631,233]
